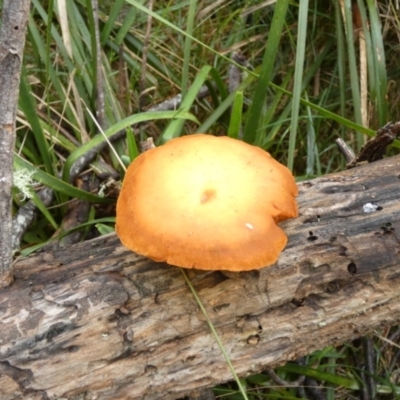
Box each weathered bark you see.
[0,0,30,288]
[1,155,400,399]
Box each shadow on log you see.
[1,155,400,399]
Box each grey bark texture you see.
[0,0,30,288]
[1,155,400,399]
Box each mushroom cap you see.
[116,134,298,271]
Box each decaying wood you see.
[1,155,400,399]
[346,121,400,168]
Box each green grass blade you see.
[30,191,58,230]
[19,73,54,176]
[334,0,346,136]
[126,126,139,162]
[228,91,243,139]
[261,41,333,148]
[258,71,293,145]
[29,0,84,134]
[198,71,257,134]
[115,2,143,45]
[209,67,229,101]
[268,80,376,137]
[365,0,388,126]
[124,0,240,68]
[100,0,126,44]
[159,65,212,143]
[287,0,309,171]
[242,0,290,144]
[278,363,360,390]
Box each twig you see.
[91,0,106,129]
[0,0,30,287]
[265,367,305,388]
[335,138,355,164]
[139,0,154,110]
[380,327,400,352]
[363,336,376,399]
[228,50,250,94]
[304,377,326,400]
[12,187,54,252]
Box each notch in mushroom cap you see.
[116,134,298,271]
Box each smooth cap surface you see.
[116,134,298,271]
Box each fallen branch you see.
[0,0,31,288]
[2,155,400,399]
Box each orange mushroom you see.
[116,134,298,271]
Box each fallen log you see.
[1,155,400,399]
